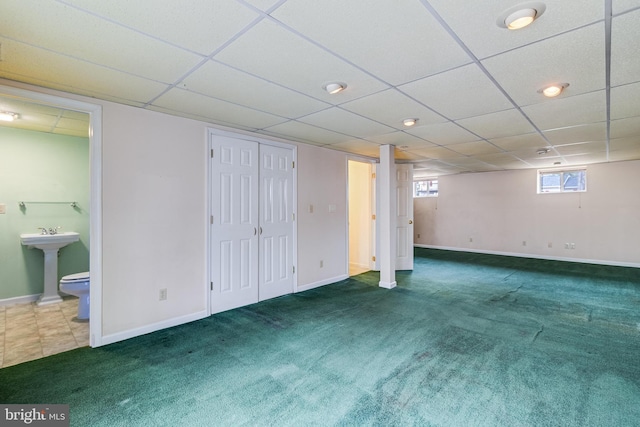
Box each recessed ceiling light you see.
[539,83,569,97]
[403,118,418,127]
[0,111,18,122]
[497,2,546,30]
[323,82,347,95]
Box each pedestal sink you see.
[20,232,80,306]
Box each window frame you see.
[413,179,438,198]
[537,167,587,194]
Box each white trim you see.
[100,310,209,346]
[414,244,640,269]
[0,294,40,307]
[296,274,348,293]
[379,280,397,289]
[0,84,104,347]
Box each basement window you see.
[414,179,438,197]
[538,168,586,193]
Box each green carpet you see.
[2,248,640,426]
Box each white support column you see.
[378,144,397,289]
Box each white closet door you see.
[259,144,294,301]
[396,164,414,270]
[210,136,259,314]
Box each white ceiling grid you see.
[0,0,638,178]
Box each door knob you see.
[409,219,413,224]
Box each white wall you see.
[1,80,353,345]
[414,161,640,266]
[297,144,348,290]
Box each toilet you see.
[59,272,90,320]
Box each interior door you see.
[396,164,414,270]
[210,136,259,314]
[259,144,294,301]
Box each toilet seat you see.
[61,271,90,282]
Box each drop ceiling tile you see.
[341,89,446,129]
[56,117,89,134]
[543,123,607,145]
[482,23,605,107]
[473,152,531,169]
[447,141,504,156]
[328,140,381,158]
[261,121,348,145]
[610,116,640,139]
[613,1,640,14]
[405,122,480,145]
[553,141,608,156]
[0,0,203,83]
[560,152,609,165]
[611,81,640,120]
[182,61,330,118]
[214,19,389,102]
[152,88,287,130]
[427,0,604,59]
[366,131,436,150]
[298,108,394,139]
[523,91,607,131]
[456,109,536,139]
[611,9,640,86]
[608,150,640,162]
[62,0,259,55]
[271,0,471,85]
[0,38,168,105]
[610,136,640,152]
[399,64,513,120]
[490,133,548,151]
[395,150,430,161]
[242,0,283,12]
[405,146,465,160]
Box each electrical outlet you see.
[522,241,527,246]
[469,237,473,243]
[548,242,553,248]
[417,233,420,239]
[565,243,570,249]
[570,243,575,249]
[320,260,324,268]
[159,288,167,301]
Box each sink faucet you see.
[48,226,61,235]
[38,227,48,235]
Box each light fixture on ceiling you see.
[403,118,418,127]
[0,111,18,122]
[539,83,569,98]
[537,148,550,155]
[497,2,546,30]
[323,82,347,95]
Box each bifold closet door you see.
[210,136,259,314]
[259,144,294,301]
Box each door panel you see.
[259,144,294,301]
[210,136,259,314]
[396,164,414,270]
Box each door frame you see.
[0,83,104,346]
[207,128,297,316]
[346,158,376,274]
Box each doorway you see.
[0,84,103,349]
[348,160,374,276]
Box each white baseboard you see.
[0,294,40,307]
[98,309,209,347]
[414,244,640,269]
[296,274,349,293]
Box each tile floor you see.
[0,297,89,368]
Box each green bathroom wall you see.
[0,127,90,300]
